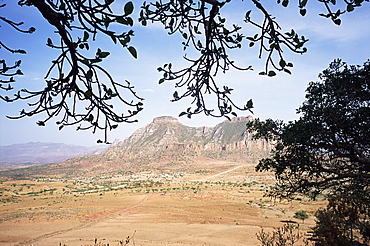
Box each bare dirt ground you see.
[0,161,326,246]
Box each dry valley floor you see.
[0,161,325,245]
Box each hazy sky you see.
[1,0,369,146]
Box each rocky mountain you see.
[0,142,106,165]
[0,116,273,179]
[108,116,271,160]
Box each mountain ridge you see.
[0,142,107,165]
[0,116,273,179]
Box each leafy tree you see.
[293,210,309,224]
[248,59,370,245]
[256,223,311,246]
[1,0,369,142]
[247,59,370,198]
[313,192,370,245]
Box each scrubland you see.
[0,161,325,245]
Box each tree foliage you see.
[293,210,309,223]
[313,192,370,245]
[1,0,143,143]
[247,59,370,198]
[1,0,369,142]
[256,223,311,246]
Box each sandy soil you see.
[0,162,325,246]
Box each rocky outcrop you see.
[0,116,273,179]
[105,116,272,161]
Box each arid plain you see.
[0,160,325,246]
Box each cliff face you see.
[106,116,272,161]
[0,116,273,179]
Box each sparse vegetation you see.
[313,193,370,245]
[293,210,309,224]
[256,223,312,246]
[0,162,321,245]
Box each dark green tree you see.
[1,0,369,142]
[247,59,370,198]
[313,192,370,245]
[247,59,370,244]
[293,210,309,224]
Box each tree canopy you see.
[1,0,369,142]
[247,59,370,199]
[247,59,370,243]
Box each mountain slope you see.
[0,116,272,179]
[108,116,271,158]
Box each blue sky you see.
[1,0,369,146]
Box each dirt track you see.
[0,162,324,246]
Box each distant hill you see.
[0,142,107,166]
[0,116,273,179]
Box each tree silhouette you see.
[247,59,370,198]
[1,0,368,142]
[247,59,370,244]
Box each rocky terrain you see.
[0,116,323,246]
[0,116,273,179]
[110,116,271,159]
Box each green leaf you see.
[128,46,137,59]
[279,59,286,68]
[179,112,187,117]
[28,27,36,33]
[87,114,94,122]
[334,19,341,25]
[246,99,253,109]
[300,8,307,16]
[37,121,45,126]
[47,38,53,46]
[116,16,127,24]
[282,0,289,7]
[86,70,93,80]
[245,10,251,19]
[85,89,93,98]
[83,31,89,42]
[173,91,179,99]
[284,68,292,75]
[347,3,354,12]
[124,1,134,16]
[299,0,308,8]
[119,36,131,46]
[159,78,165,84]
[99,51,110,58]
[268,71,277,77]
[126,17,134,26]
